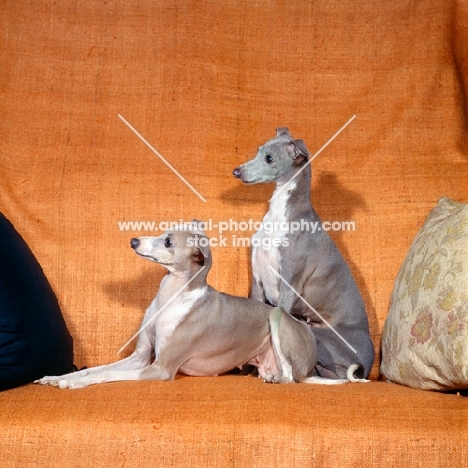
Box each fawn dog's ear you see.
[187,219,206,237]
[191,234,210,263]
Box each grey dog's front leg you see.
[276,263,300,314]
[277,284,299,314]
[250,274,266,303]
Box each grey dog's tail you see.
[345,364,370,383]
[301,364,370,385]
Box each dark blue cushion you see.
[0,213,74,391]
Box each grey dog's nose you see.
[130,238,140,249]
[232,167,241,178]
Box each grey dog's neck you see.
[275,161,318,221]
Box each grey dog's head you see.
[233,128,310,184]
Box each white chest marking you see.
[150,285,207,361]
[252,182,295,305]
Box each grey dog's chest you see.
[252,185,293,305]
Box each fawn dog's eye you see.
[164,237,172,248]
[265,154,273,164]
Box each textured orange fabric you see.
[1,378,468,467]
[1,0,467,372]
[1,0,468,465]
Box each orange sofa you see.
[1,0,467,466]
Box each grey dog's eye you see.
[164,237,172,248]
[265,154,273,164]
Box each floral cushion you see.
[381,197,468,390]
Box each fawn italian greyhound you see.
[36,224,325,389]
[233,128,374,380]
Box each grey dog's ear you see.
[292,139,310,159]
[276,127,291,137]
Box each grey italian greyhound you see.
[233,128,375,380]
[36,224,329,389]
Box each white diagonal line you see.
[269,115,356,202]
[118,114,207,203]
[268,266,357,354]
[117,266,207,355]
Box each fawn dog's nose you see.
[130,238,140,249]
